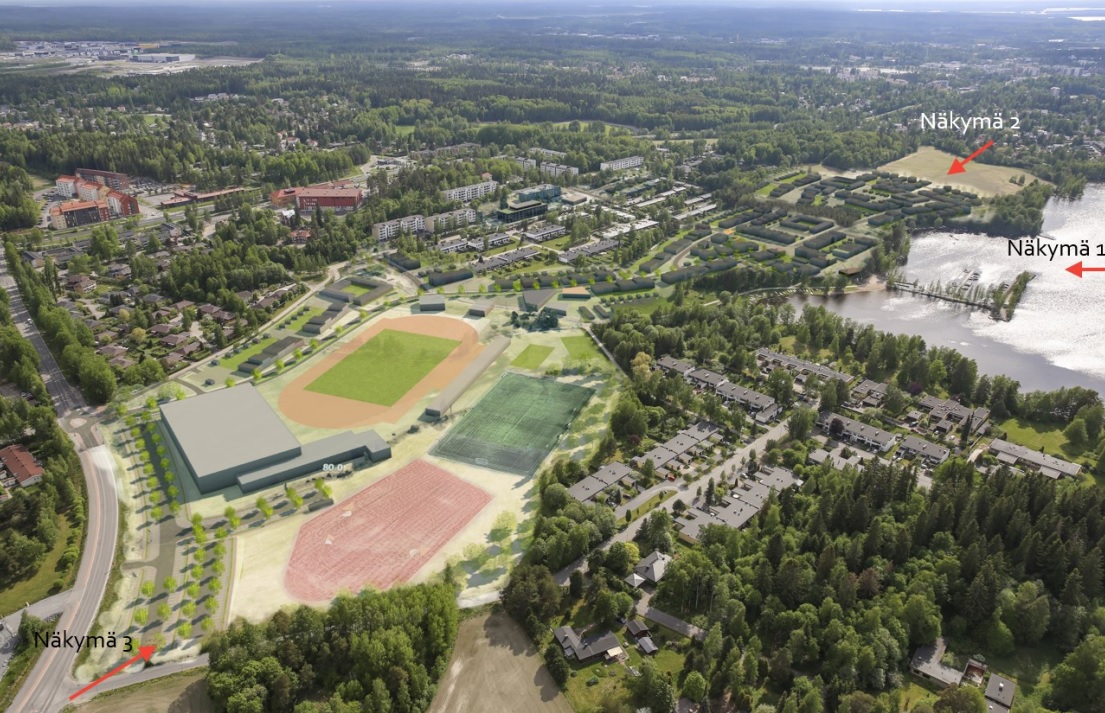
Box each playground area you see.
[430,373,594,476]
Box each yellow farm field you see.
[879,146,1043,198]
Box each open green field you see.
[341,283,373,296]
[306,329,459,406]
[288,308,325,333]
[225,337,277,372]
[511,344,554,370]
[431,373,593,476]
[0,516,72,617]
[879,146,1042,198]
[561,335,602,362]
[999,417,1088,462]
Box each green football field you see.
[305,329,460,406]
[431,373,594,476]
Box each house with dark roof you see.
[716,382,780,422]
[655,355,694,376]
[626,620,651,639]
[686,368,727,390]
[0,444,45,487]
[553,626,621,663]
[984,674,1016,713]
[818,412,896,452]
[910,638,963,688]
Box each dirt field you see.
[428,611,573,713]
[77,672,212,713]
[285,460,492,600]
[278,315,483,429]
[880,146,1043,197]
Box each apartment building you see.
[600,155,644,171]
[441,179,498,203]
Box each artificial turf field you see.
[431,373,594,476]
[305,329,460,406]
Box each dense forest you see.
[203,583,458,713]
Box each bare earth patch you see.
[879,146,1044,198]
[428,611,573,713]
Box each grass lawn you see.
[306,329,459,406]
[613,298,665,316]
[288,308,325,333]
[562,335,602,362]
[224,337,277,372]
[341,283,372,297]
[561,617,688,713]
[0,516,72,617]
[512,344,554,370]
[999,417,1087,461]
[898,682,937,711]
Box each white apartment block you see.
[427,207,477,232]
[600,155,644,171]
[515,157,537,171]
[540,161,579,177]
[441,180,498,203]
[372,214,425,241]
[373,208,478,241]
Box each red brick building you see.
[269,180,361,212]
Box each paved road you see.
[1,251,123,713]
[9,446,119,713]
[554,419,790,586]
[88,653,209,698]
[0,592,72,680]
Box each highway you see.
[1,250,122,713]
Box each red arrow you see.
[68,645,156,701]
[948,140,995,174]
[1066,261,1105,278]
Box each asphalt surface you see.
[1,250,121,713]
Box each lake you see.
[789,184,1105,395]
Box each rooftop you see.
[159,385,301,483]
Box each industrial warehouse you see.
[159,384,391,494]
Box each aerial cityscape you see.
[0,2,1104,712]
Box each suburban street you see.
[555,418,790,586]
[1,250,123,713]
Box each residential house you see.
[910,638,964,688]
[553,626,622,664]
[988,439,1082,479]
[634,552,672,585]
[818,412,897,452]
[0,444,45,487]
[984,674,1016,713]
[898,435,951,465]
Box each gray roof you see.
[985,674,1016,708]
[567,475,609,503]
[638,636,659,655]
[236,429,390,492]
[419,294,446,307]
[593,461,636,486]
[911,639,963,687]
[679,422,719,442]
[900,435,950,464]
[756,347,853,383]
[716,382,776,412]
[160,385,300,483]
[635,551,672,583]
[989,439,1081,478]
[818,412,896,450]
[656,356,694,374]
